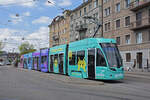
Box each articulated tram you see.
[21,38,124,80]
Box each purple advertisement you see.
[32,51,40,71]
[40,48,49,72]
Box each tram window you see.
[77,50,85,62]
[50,55,54,63]
[69,52,76,65]
[41,56,47,64]
[59,54,64,62]
[24,59,27,65]
[28,58,31,64]
[96,49,106,66]
[59,54,64,66]
[54,54,58,62]
[34,57,36,64]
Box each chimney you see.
[83,0,85,3]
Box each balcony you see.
[52,42,59,47]
[52,34,59,41]
[130,17,150,30]
[75,24,88,31]
[129,0,150,11]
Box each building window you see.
[125,35,130,44]
[89,3,92,10]
[126,53,131,62]
[94,0,98,8]
[125,0,130,8]
[75,12,78,18]
[136,12,142,26]
[116,19,120,28]
[84,7,87,14]
[93,12,98,18]
[104,0,109,3]
[136,32,142,43]
[116,37,120,45]
[116,3,120,12]
[104,22,110,31]
[104,7,110,16]
[80,21,82,25]
[80,10,82,16]
[125,16,130,26]
[71,15,73,20]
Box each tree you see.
[19,42,36,55]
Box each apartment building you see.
[69,0,102,42]
[102,0,150,69]
[49,10,71,47]
[49,0,150,69]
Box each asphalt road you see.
[0,65,150,100]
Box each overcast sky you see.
[0,0,83,52]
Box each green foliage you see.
[19,42,36,55]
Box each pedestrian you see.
[147,59,150,72]
[133,59,136,68]
[14,58,18,68]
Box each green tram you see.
[48,38,124,80]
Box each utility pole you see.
[101,0,104,37]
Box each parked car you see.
[0,62,5,66]
[6,61,11,65]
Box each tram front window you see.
[100,43,122,68]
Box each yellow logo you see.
[51,48,63,53]
[54,59,58,67]
[69,51,72,59]
[77,57,86,72]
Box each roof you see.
[72,0,92,12]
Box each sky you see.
[0,0,83,53]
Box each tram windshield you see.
[100,43,122,68]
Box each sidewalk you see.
[125,70,150,76]
[125,71,150,80]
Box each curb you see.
[125,71,150,76]
[125,74,150,80]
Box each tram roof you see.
[69,38,116,46]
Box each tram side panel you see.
[68,40,93,79]
[32,51,41,71]
[23,54,28,69]
[67,38,124,80]
[28,53,33,70]
[49,44,67,75]
[40,49,49,72]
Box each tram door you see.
[59,54,64,74]
[88,49,95,79]
[50,55,54,72]
[37,57,39,70]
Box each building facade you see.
[70,0,102,42]
[102,0,150,70]
[49,10,71,47]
